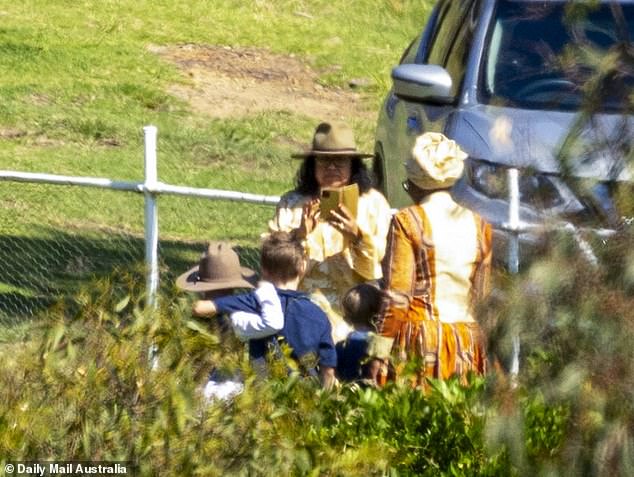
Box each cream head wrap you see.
[405,132,468,190]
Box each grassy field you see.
[0,0,433,321]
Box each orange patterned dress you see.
[378,191,491,386]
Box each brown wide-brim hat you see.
[176,243,256,293]
[291,121,373,159]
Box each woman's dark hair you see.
[294,156,374,197]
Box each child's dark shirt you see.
[213,288,337,373]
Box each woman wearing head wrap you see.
[376,132,492,387]
[268,122,392,343]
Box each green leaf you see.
[114,295,131,313]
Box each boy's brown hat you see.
[176,243,255,292]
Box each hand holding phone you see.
[319,183,358,220]
[329,204,361,242]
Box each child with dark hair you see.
[335,282,393,383]
[193,231,337,388]
[341,282,384,329]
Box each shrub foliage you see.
[1,226,633,476]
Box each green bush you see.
[482,226,634,476]
[0,269,510,476]
[2,226,632,476]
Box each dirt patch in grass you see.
[149,44,374,122]
[0,128,27,139]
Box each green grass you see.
[0,0,432,191]
[0,0,432,320]
[0,0,430,164]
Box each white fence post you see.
[143,125,159,308]
[507,168,521,379]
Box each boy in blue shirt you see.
[177,241,276,399]
[193,232,337,388]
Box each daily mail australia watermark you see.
[4,461,133,476]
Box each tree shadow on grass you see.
[0,229,259,330]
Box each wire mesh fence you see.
[0,178,279,329]
[0,117,310,331]
[0,182,142,324]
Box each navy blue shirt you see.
[214,288,337,371]
[335,330,372,382]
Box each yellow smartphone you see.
[319,184,359,220]
[319,188,341,220]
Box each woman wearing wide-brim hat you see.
[268,121,392,343]
[375,132,492,388]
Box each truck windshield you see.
[481,1,633,112]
